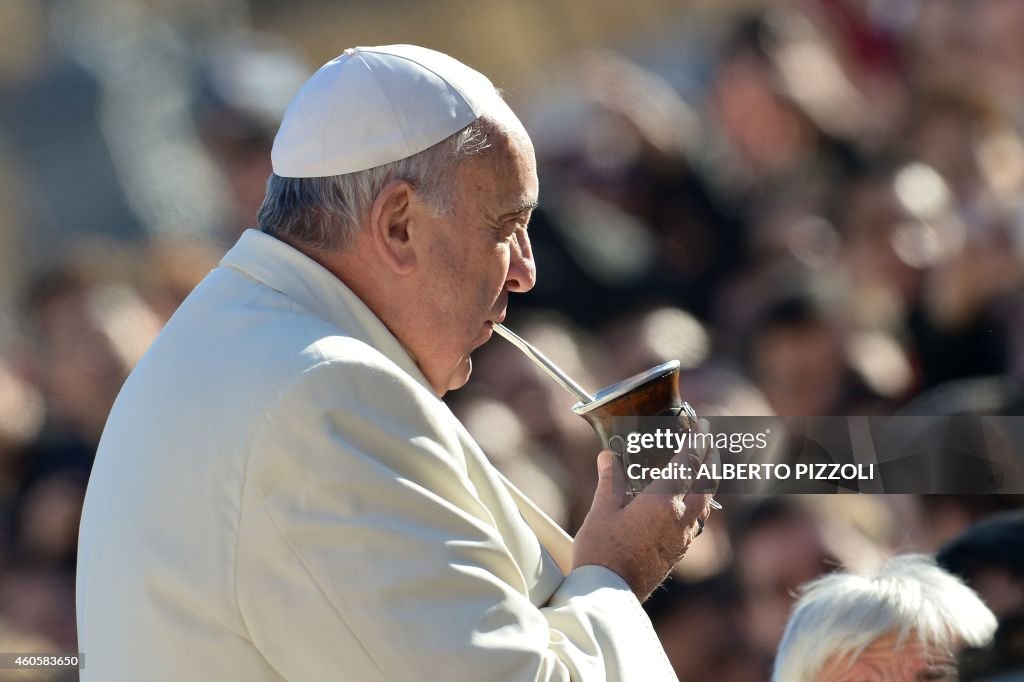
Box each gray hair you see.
[256,115,502,251]
[773,554,997,682]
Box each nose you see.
[506,227,536,293]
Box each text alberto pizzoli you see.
[619,429,875,483]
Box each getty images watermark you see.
[615,424,874,492]
[607,415,1024,495]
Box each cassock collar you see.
[220,229,434,394]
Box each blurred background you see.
[1,0,1024,679]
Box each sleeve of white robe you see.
[234,350,678,682]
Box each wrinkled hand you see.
[572,423,719,602]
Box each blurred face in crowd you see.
[737,515,830,656]
[843,180,922,306]
[657,599,764,682]
[713,54,817,178]
[751,320,845,417]
[408,128,538,394]
[814,633,957,682]
[32,286,160,443]
[204,130,275,241]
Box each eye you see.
[495,221,519,241]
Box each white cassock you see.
[76,229,678,681]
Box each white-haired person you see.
[773,554,997,682]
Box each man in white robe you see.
[76,44,714,681]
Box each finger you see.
[624,489,711,552]
[681,418,713,476]
[667,491,714,534]
[693,498,715,537]
[694,419,712,464]
[590,449,630,511]
[639,452,695,496]
[664,448,719,532]
[692,443,722,498]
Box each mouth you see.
[476,314,505,347]
[485,309,505,327]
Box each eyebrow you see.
[501,199,539,219]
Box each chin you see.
[445,357,473,393]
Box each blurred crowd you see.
[2,0,1024,679]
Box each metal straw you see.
[492,323,594,404]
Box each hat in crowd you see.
[271,44,498,178]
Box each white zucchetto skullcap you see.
[271,44,499,178]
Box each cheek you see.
[430,231,509,316]
[465,244,509,298]
[427,236,470,302]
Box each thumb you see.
[591,450,629,511]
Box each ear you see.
[368,180,422,276]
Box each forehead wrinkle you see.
[458,130,536,224]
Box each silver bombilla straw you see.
[492,323,594,404]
